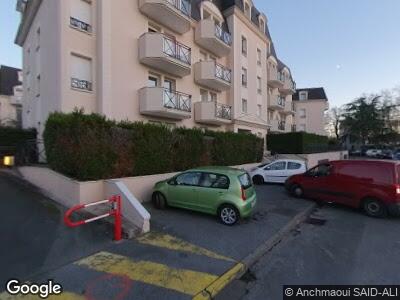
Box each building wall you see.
[295,99,328,136]
[0,95,18,126]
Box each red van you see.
[285,160,400,217]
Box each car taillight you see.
[241,187,247,201]
[396,185,400,195]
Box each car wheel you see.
[362,198,387,218]
[218,205,239,226]
[291,184,304,198]
[252,175,264,185]
[152,192,167,210]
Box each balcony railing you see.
[278,96,286,107]
[215,102,232,120]
[291,124,297,132]
[278,121,286,131]
[215,24,232,46]
[163,35,191,65]
[70,17,92,33]
[163,89,191,112]
[215,63,231,83]
[166,0,191,17]
[71,78,92,91]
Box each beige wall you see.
[295,99,329,136]
[0,95,18,126]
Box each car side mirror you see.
[168,178,177,185]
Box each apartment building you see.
[15,0,297,145]
[0,65,23,128]
[293,87,329,136]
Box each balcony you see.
[194,61,231,91]
[195,19,231,57]
[71,78,93,92]
[269,96,285,110]
[139,33,191,78]
[139,87,192,120]
[291,124,297,132]
[194,101,232,125]
[271,120,286,132]
[138,0,192,34]
[280,80,296,95]
[268,69,284,88]
[282,101,296,115]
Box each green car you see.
[152,166,257,225]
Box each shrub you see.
[267,132,334,154]
[44,111,264,181]
[0,126,37,158]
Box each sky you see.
[0,0,399,107]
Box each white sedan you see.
[250,159,307,184]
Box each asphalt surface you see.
[218,203,400,300]
[0,172,113,289]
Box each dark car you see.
[285,160,400,217]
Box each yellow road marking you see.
[192,263,246,300]
[0,292,84,300]
[137,232,234,262]
[75,251,218,296]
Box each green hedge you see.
[267,132,338,154]
[0,126,37,156]
[43,111,263,181]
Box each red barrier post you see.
[113,195,122,241]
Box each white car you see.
[365,149,382,157]
[250,159,307,184]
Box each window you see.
[36,27,40,51]
[242,68,247,87]
[257,104,262,117]
[148,23,160,33]
[298,124,306,131]
[307,164,332,177]
[36,75,40,97]
[257,49,262,65]
[210,92,217,102]
[257,77,261,94]
[148,75,158,87]
[242,99,247,113]
[163,78,176,91]
[70,0,92,33]
[299,108,306,118]
[244,2,251,19]
[71,53,92,91]
[288,162,302,170]
[299,91,308,100]
[200,89,208,102]
[259,19,265,33]
[266,161,286,171]
[175,172,202,186]
[241,36,247,56]
[239,173,252,189]
[200,173,230,189]
[199,51,207,62]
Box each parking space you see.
[145,184,313,261]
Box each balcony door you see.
[163,78,177,109]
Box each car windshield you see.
[238,173,252,189]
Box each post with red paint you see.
[113,195,122,241]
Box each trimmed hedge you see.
[267,132,339,154]
[44,111,263,181]
[0,126,37,156]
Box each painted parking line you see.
[137,232,235,262]
[0,291,84,300]
[75,251,218,296]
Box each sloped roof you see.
[293,88,328,101]
[0,65,22,96]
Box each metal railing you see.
[163,35,191,65]
[163,88,192,112]
[215,63,231,83]
[215,102,232,120]
[215,24,232,46]
[291,124,297,132]
[278,121,286,131]
[70,17,92,33]
[166,0,191,17]
[71,78,92,91]
[277,96,285,107]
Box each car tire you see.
[152,192,167,210]
[218,204,239,226]
[291,184,304,198]
[252,175,264,185]
[362,198,387,218]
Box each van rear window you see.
[238,173,252,189]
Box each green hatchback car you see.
[152,166,257,225]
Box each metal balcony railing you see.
[277,97,286,107]
[71,78,92,91]
[163,88,192,112]
[278,121,286,131]
[215,63,231,83]
[70,17,92,33]
[215,102,232,120]
[166,0,191,17]
[163,35,191,65]
[291,124,297,132]
[215,24,232,46]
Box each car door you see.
[287,161,305,178]
[301,164,337,202]
[168,172,201,210]
[196,172,230,214]
[263,161,287,183]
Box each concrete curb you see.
[194,201,318,300]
